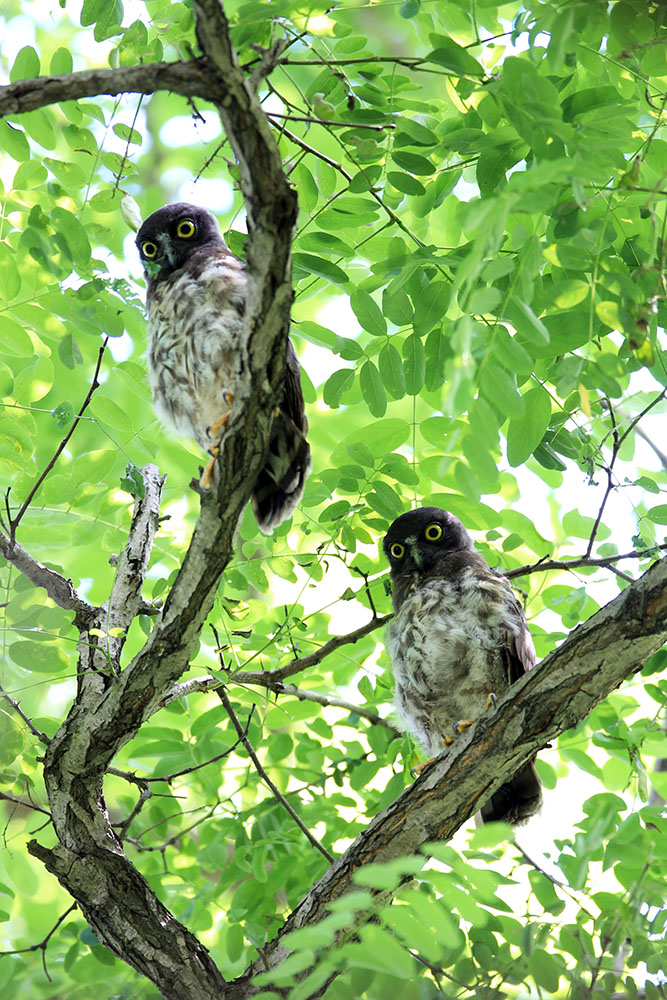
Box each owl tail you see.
[251,411,312,533]
[481,759,542,826]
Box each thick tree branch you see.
[0,532,94,619]
[0,62,226,118]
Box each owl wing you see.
[483,574,542,825]
[497,575,536,684]
[251,337,311,533]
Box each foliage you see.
[0,0,666,997]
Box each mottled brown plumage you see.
[136,203,310,532]
[384,506,542,825]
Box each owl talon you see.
[199,453,218,491]
[207,410,231,441]
[486,693,497,710]
[440,732,455,746]
[452,718,475,735]
[410,758,435,779]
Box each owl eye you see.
[424,523,443,542]
[389,542,405,559]
[176,219,196,238]
[141,241,158,259]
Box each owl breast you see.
[387,568,523,756]
[146,252,246,449]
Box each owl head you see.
[136,203,225,278]
[383,506,474,576]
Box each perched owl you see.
[135,202,311,533]
[383,506,542,825]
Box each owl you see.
[383,506,542,825]
[135,202,311,533]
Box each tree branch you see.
[0,61,226,118]
[0,532,94,620]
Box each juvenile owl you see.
[383,506,542,825]
[136,202,311,533]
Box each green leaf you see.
[0,120,30,161]
[402,332,425,395]
[10,641,70,674]
[13,356,54,402]
[120,462,146,499]
[390,151,435,176]
[293,253,349,286]
[113,123,142,145]
[0,417,34,470]
[400,0,420,17]
[51,401,74,429]
[425,37,483,78]
[413,281,451,337]
[10,46,40,82]
[359,360,387,417]
[323,369,355,408]
[506,386,551,466]
[480,363,524,418]
[378,343,406,400]
[646,505,667,525]
[0,244,21,301]
[81,0,124,39]
[386,171,426,196]
[350,289,386,336]
[508,297,550,344]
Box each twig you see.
[211,626,333,863]
[234,614,392,685]
[586,397,621,558]
[505,544,667,580]
[268,110,395,130]
[0,681,50,745]
[5,338,109,545]
[0,903,77,981]
[216,684,334,863]
[0,791,51,817]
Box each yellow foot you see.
[410,757,435,779]
[440,732,455,746]
[486,692,497,710]
[207,408,232,442]
[200,446,220,491]
[452,718,475,735]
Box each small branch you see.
[0,531,94,617]
[505,544,667,580]
[268,110,395,130]
[0,791,51,817]
[102,464,165,666]
[0,903,77,981]
[0,681,51,745]
[159,672,396,730]
[6,338,108,545]
[586,398,620,558]
[233,614,392,685]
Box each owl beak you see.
[406,535,422,569]
[156,233,179,268]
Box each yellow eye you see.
[141,241,157,259]
[389,542,405,559]
[176,219,196,238]
[424,523,443,542]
